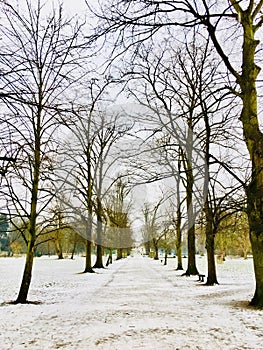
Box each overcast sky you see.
[15,0,89,16]
[62,0,87,15]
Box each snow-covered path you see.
[0,255,262,349]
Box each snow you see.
[0,255,262,349]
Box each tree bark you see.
[249,230,263,306]
[93,201,104,268]
[176,208,183,270]
[205,204,218,285]
[164,247,167,265]
[16,151,39,303]
[55,238,63,259]
[93,207,104,268]
[153,239,159,260]
[238,16,263,307]
[184,225,199,275]
[93,244,104,268]
[83,213,94,273]
[185,173,198,275]
[84,239,94,273]
[206,234,218,285]
[106,249,113,266]
[15,239,35,303]
[116,248,123,260]
[183,135,199,276]
[145,240,150,255]
[70,233,77,260]
[15,103,41,303]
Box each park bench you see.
[198,274,205,282]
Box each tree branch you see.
[209,154,247,188]
[254,15,263,31]
[229,0,243,15]
[204,19,241,83]
[0,156,16,162]
[252,0,263,20]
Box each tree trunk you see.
[70,238,77,260]
[15,240,35,303]
[176,207,183,270]
[153,239,159,260]
[205,228,218,285]
[185,186,199,275]
[83,214,94,272]
[205,202,218,285]
[116,248,123,260]
[206,234,218,285]
[176,241,183,270]
[93,180,105,268]
[243,249,248,260]
[15,117,40,303]
[106,249,113,266]
[48,241,51,257]
[185,225,199,275]
[145,240,150,255]
[93,211,104,268]
[249,232,263,306]
[183,140,198,276]
[84,239,94,273]
[243,85,263,306]
[164,248,167,265]
[239,18,263,307]
[247,189,263,307]
[93,244,104,268]
[55,238,63,259]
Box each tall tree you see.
[57,79,109,273]
[142,198,165,260]
[92,112,132,268]
[121,36,210,275]
[105,179,134,260]
[0,0,84,303]
[58,96,133,270]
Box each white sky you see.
[61,0,88,15]
[15,0,89,16]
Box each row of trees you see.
[0,1,134,303]
[87,0,263,307]
[1,203,251,261]
[142,207,251,262]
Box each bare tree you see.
[92,111,133,267]
[166,156,185,271]
[0,0,84,303]
[105,179,134,260]
[58,95,133,270]
[57,78,109,273]
[142,198,166,260]
[120,34,212,275]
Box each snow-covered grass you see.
[0,254,262,349]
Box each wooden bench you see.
[198,274,205,282]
